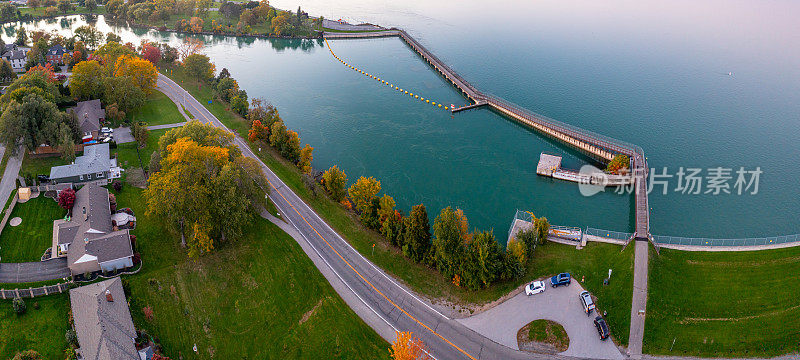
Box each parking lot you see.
[457,280,624,359]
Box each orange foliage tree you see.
[114,55,158,95]
[390,331,430,360]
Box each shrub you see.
[112,180,122,191]
[143,305,154,321]
[12,297,26,315]
[57,188,76,210]
[322,165,347,202]
[11,350,42,360]
[65,329,78,346]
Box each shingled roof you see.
[49,143,112,181]
[69,99,105,134]
[69,278,139,360]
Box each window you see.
[97,172,104,178]
[79,175,83,180]
[87,174,92,180]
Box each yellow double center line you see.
[158,76,478,360]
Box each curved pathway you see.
[156,74,595,360]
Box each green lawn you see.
[0,293,71,359]
[0,196,64,263]
[114,128,169,173]
[519,319,569,352]
[113,185,388,359]
[19,156,64,180]
[160,67,635,341]
[645,247,800,357]
[125,90,187,127]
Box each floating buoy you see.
[404,91,408,94]
[415,95,419,98]
[438,104,442,108]
[426,100,430,103]
[420,97,424,101]
[444,106,448,110]
[432,101,436,105]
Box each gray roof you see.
[3,44,16,52]
[69,100,105,134]
[50,143,111,180]
[69,278,139,360]
[48,44,66,56]
[2,49,27,60]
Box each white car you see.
[101,127,114,134]
[525,280,546,296]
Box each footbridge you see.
[324,29,650,240]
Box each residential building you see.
[69,278,139,360]
[46,44,67,64]
[2,49,28,72]
[69,99,106,140]
[49,143,122,185]
[51,183,135,276]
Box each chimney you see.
[105,289,113,302]
[83,207,88,221]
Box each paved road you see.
[157,73,610,360]
[0,146,23,209]
[458,282,624,359]
[627,241,650,359]
[0,258,70,283]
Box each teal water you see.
[10,1,799,240]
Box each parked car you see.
[594,316,610,340]
[36,174,49,183]
[579,291,596,315]
[101,127,113,134]
[550,273,571,287]
[525,280,546,296]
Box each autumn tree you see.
[298,144,313,174]
[69,60,104,100]
[432,207,469,280]
[182,53,215,82]
[114,55,158,94]
[0,60,13,83]
[57,188,76,210]
[57,0,74,14]
[390,331,430,360]
[348,176,380,214]
[271,14,289,35]
[248,119,268,143]
[177,38,203,60]
[140,42,161,64]
[606,154,630,174]
[74,25,102,49]
[377,194,395,223]
[85,0,97,13]
[145,126,267,257]
[189,16,204,32]
[322,165,347,202]
[403,204,431,262]
[106,32,122,44]
[534,216,550,245]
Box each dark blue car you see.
[550,273,571,287]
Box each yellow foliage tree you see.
[114,55,157,95]
[378,194,395,223]
[390,331,430,360]
[348,176,381,214]
[298,144,313,175]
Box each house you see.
[49,143,122,185]
[68,99,106,140]
[2,49,28,72]
[69,278,139,360]
[46,44,67,64]
[51,183,135,276]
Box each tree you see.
[390,331,430,360]
[85,0,97,13]
[114,55,157,94]
[432,207,468,280]
[145,131,267,257]
[12,297,26,314]
[69,60,104,100]
[214,77,238,102]
[381,210,404,246]
[176,38,203,60]
[0,3,16,22]
[140,42,161,64]
[534,217,550,245]
[15,27,27,46]
[230,94,248,117]
[0,94,64,154]
[28,0,41,8]
[57,0,74,14]
[298,144,313,174]
[271,14,289,36]
[189,16,204,32]
[606,154,630,174]
[102,75,145,113]
[131,121,149,148]
[74,25,102,49]
[403,204,430,262]
[322,165,347,201]
[44,6,58,16]
[58,123,76,162]
[348,176,380,214]
[0,59,13,83]
[506,237,526,265]
[158,120,239,157]
[58,188,76,209]
[248,119,268,143]
[377,194,395,223]
[106,103,125,123]
[182,53,215,81]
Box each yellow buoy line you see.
[324,38,449,111]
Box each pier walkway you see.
[324,29,652,358]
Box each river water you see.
[8,0,799,241]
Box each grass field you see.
[518,319,569,352]
[644,246,800,357]
[0,196,64,263]
[19,5,106,17]
[114,128,169,173]
[19,156,63,179]
[124,90,187,127]
[0,293,71,359]
[160,68,635,344]
[114,185,389,359]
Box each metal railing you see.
[652,234,800,247]
[585,227,634,241]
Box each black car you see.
[594,316,610,340]
[36,174,50,183]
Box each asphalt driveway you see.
[457,281,624,360]
[0,258,70,283]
